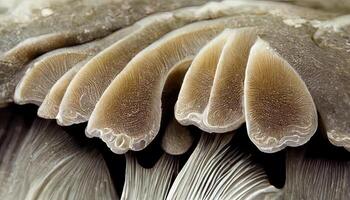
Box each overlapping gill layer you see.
[7,1,349,153]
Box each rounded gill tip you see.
[37,106,57,119]
[175,104,243,133]
[86,125,149,154]
[202,114,245,133]
[56,109,88,126]
[13,82,25,105]
[327,130,350,151]
[244,37,318,153]
[249,129,316,153]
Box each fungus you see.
[56,13,187,125]
[14,24,137,108]
[0,0,350,199]
[161,117,194,156]
[0,111,117,200]
[86,18,229,153]
[122,153,178,200]
[167,132,282,199]
[37,61,87,119]
[244,38,318,153]
[283,148,350,199]
[14,50,88,105]
[175,28,257,133]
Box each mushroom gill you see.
[283,148,350,199]
[14,50,88,105]
[175,28,257,133]
[56,13,188,126]
[244,38,318,153]
[0,0,214,106]
[53,2,274,126]
[37,61,87,119]
[0,109,117,200]
[121,153,178,200]
[2,0,349,153]
[167,132,282,199]
[14,25,137,111]
[85,18,229,153]
[161,58,194,156]
[161,117,194,156]
[0,32,78,106]
[175,29,231,132]
[1,0,350,199]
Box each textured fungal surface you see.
[1,0,350,199]
[85,18,228,153]
[0,0,212,106]
[284,148,350,199]
[244,38,318,153]
[0,108,117,200]
[14,25,136,107]
[167,133,282,199]
[122,153,178,200]
[175,28,257,133]
[161,117,194,156]
[1,0,349,153]
[37,61,87,119]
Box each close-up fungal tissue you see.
[0,0,349,199]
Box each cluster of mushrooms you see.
[0,0,349,199]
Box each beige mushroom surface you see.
[1,0,349,153]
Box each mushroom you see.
[55,2,270,126]
[161,59,194,156]
[175,29,231,132]
[14,50,88,106]
[244,38,318,153]
[3,0,349,153]
[0,32,78,106]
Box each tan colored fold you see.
[175,29,230,132]
[161,117,193,156]
[56,13,190,126]
[86,19,231,153]
[14,50,88,105]
[206,28,257,131]
[14,25,137,107]
[244,38,318,153]
[37,61,86,119]
[55,0,294,126]
[176,28,257,133]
